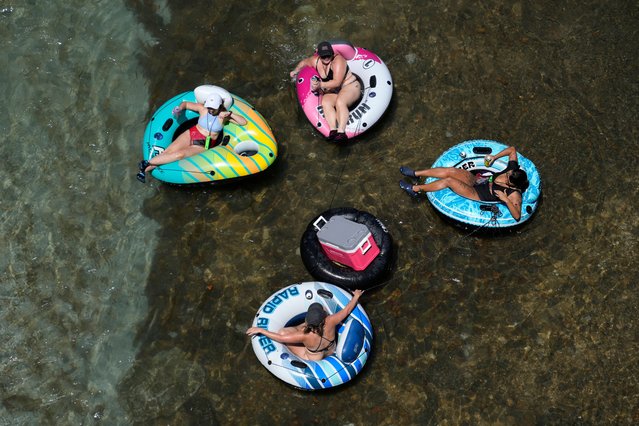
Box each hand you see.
[172,106,181,117]
[484,155,493,166]
[218,111,231,120]
[311,79,320,92]
[246,327,263,336]
[289,70,298,79]
[494,189,508,202]
[353,289,364,299]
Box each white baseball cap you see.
[204,94,223,109]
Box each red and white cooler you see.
[314,215,380,271]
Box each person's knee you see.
[322,100,335,110]
[442,176,466,191]
[440,177,454,187]
[337,95,356,110]
[335,97,348,109]
[322,94,336,104]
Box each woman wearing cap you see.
[246,289,364,361]
[290,41,361,142]
[137,93,247,182]
[399,146,529,221]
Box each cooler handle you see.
[359,239,372,254]
[313,216,327,232]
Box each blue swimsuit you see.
[198,113,223,133]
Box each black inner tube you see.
[300,207,393,290]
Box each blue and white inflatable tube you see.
[250,281,373,391]
[425,140,541,229]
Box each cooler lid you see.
[316,216,371,251]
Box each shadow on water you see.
[119,0,638,424]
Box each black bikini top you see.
[315,57,349,82]
[491,160,521,196]
[306,334,336,353]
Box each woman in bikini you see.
[136,93,247,183]
[290,41,361,142]
[246,289,364,361]
[399,146,530,221]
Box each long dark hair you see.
[510,169,529,192]
[304,322,324,335]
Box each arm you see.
[175,101,205,114]
[326,290,364,326]
[246,327,305,345]
[494,190,522,221]
[486,146,517,166]
[219,111,247,126]
[290,56,314,78]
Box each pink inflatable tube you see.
[295,39,393,140]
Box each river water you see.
[1,1,637,424]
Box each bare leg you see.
[413,176,480,200]
[415,167,476,186]
[144,130,205,172]
[334,82,361,132]
[321,94,338,131]
[163,131,192,154]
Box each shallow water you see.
[1,0,638,424]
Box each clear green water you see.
[1,1,637,424]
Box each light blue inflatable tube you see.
[425,140,541,229]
